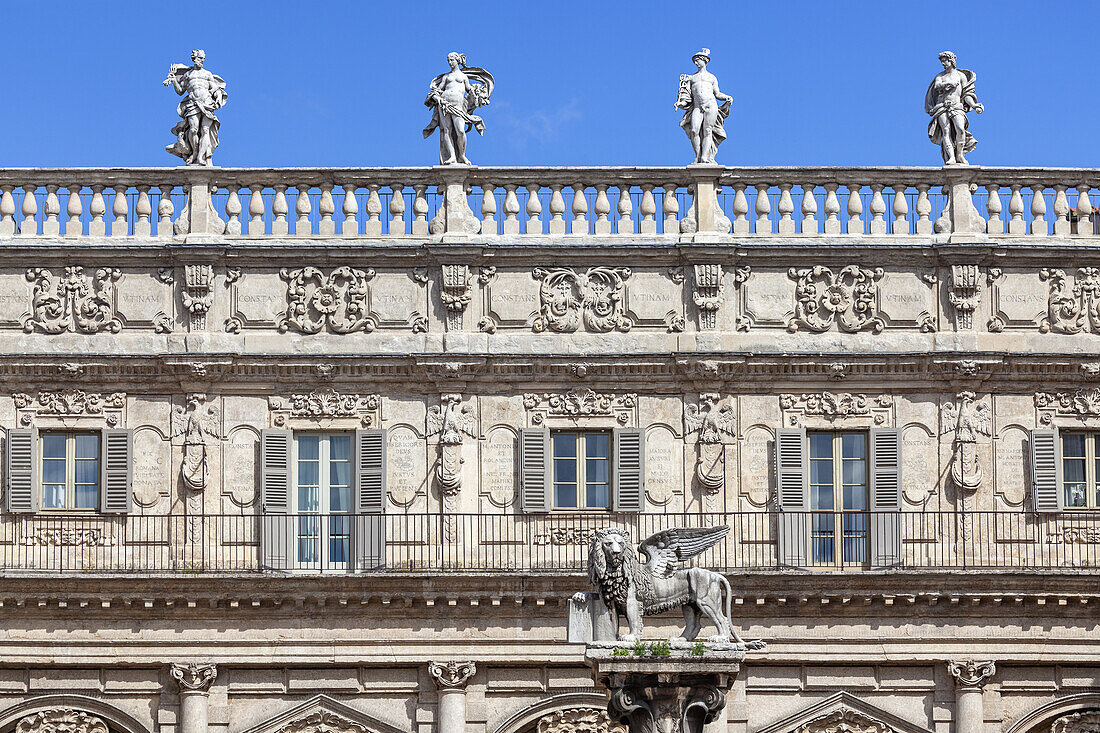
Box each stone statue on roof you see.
[925,51,984,166]
[423,52,495,165]
[163,50,228,166]
[676,48,732,165]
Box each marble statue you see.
[675,49,732,165]
[423,53,494,165]
[582,526,757,646]
[925,51,983,166]
[164,50,228,166]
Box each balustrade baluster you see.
[800,184,818,234]
[111,186,128,236]
[318,184,335,236]
[271,185,289,235]
[823,184,841,235]
[1030,183,1048,235]
[364,184,382,236]
[777,183,794,234]
[411,185,429,236]
[65,186,83,237]
[661,183,678,234]
[547,184,565,235]
[388,184,405,235]
[134,186,152,237]
[731,183,749,234]
[1053,184,1071,235]
[891,185,908,235]
[249,185,266,236]
[639,184,656,234]
[19,184,38,237]
[594,184,611,234]
[340,183,358,235]
[224,186,241,235]
[43,185,60,236]
[1008,184,1025,235]
[1076,184,1094,236]
[91,186,109,235]
[846,184,864,234]
[502,185,520,235]
[869,184,887,235]
[294,186,312,237]
[754,184,771,234]
[617,185,633,234]
[480,183,497,235]
[525,184,542,234]
[915,185,932,235]
[158,186,174,238]
[985,184,1002,234]
[0,186,15,235]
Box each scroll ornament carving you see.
[270,388,380,427]
[182,263,215,330]
[524,390,636,425]
[15,390,125,427]
[692,264,724,330]
[278,712,371,733]
[1051,711,1100,733]
[941,391,991,494]
[428,660,476,689]
[440,264,472,330]
[780,392,892,427]
[947,264,982,330]
[16,709,110,733]
[537,709,626,733]
[947,659,995,689]
[794,709,893,733]
[23,266,122,334]
[1040,267,1100,334]
[1036,388,1100,424]
[685,393,735,501]
[427,394,477,500]
[786,265,885,334]
[170,661,218,692]
[532,266,633,333]
[276,266,377,334]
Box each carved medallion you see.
[786,265,885,334]
[23,266,122,334]
[532,266,632,333]
[276,266,377,334]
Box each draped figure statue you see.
[676,48,732,164]
[423,52,494,165]
[163,50,228,166]
[925,51,983,166]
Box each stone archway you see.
[1006,695,1100,733]
[492,693,622,733]
[0,696,151,733]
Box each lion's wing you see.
[638,525,730,578]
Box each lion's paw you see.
[706,634,730,644]
[620,634,639,644]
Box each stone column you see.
[429,661,476,733]
[948,659,995,733]
[170,662,218,733]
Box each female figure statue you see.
[423,52,494,165]
[925,51,984,166]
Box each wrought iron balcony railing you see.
[3,511,1100,575]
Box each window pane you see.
[555,483,578,508]
[1064,457,1086,484]
[297,484,319,512]
[587,458,609,484]
[42,459,65,486]
[1063,433,1087,458]
[297,435,319,460]
[330,485,351,513]
[554,458,577,484]
[587,483,610,509]
[74,434,98,459]
[329,460,350,489]
[1066,483,1087,507]
[297,460,319,489]
[42,434,66,459]
[42,484,65,509]
[842,459,866,486]
[74,483,98,509]
[808,433,833,459]
[841,433,865,459]
[843,483,867,511]
[586,433,610,459]
[810,485,834,510]
[810,459,833,486]
[329,435,351,461]
[553,433,577,458]
[75,460,98,486]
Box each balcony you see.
[2,511,1100,575]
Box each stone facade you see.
[0,165,1098,733]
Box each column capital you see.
[170,662,218,694]
[947,659,996,690]
[429,661,476,690]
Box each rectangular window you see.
[294,432,352,568]
[807,431,868,566]
[1061,432,1100,508]
[551,432,611,510]
[39,432,99,510]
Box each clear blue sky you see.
[1,0,1092,168]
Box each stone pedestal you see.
[586,646,744,733]
[169,663,217,733]
[948,659,995,733]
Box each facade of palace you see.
[1,164,1100,733]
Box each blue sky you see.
[0,0,1092,167]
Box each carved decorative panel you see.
[537,709,627,733]
[1040,267,1100,334]
[1051,710,1100,733]
[16,709,110,733]
[780,392,892,428]
[269,388,380,428]
[277,711,370,733]
[524,389,637,427]
[532,266,632,333]
[1036,388,1100,425]
[14,390,125,427]
[794,708,892,733]
[786,265,885,334]
[986,268,1046,332]
[276,266,378,334]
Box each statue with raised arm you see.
[925,51,984,166]
[423,52,494,165]
[676,49,732,165]
[163,50,228,166]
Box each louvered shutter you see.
[1030,429,1062,512]
[775,428,809,567]
[869,428,902,568]
[99,430,133,513]
[260,429,292,570]
[352,429,386,571]
[519,428,550,512]
[5,429,37,513]
[613,428,644,512]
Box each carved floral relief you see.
[793,709,892,733]
[524,390,636,426]
[786,265,885,334]
[23,266,123,334]
[276,266,377,334]
[537,709,627,733]
[14,390,125,427]
[780,392,892,427]
[532,266,632,333]
[16,710,109,733]
[270,388,380,428]
[1036,388,1100,424]
[277,712,371,733]
[1040,267,1100,334]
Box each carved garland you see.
[532,266,633,333]
[780,392,892,427]
[182,263,215,330]
[537,708,627,733]
[524,389,636,426]
[947,264,982,330]
[16,709,110,733]
[270,387,380,428]
[440,264,472,331]
[1036,388,1100,425]
[14,390,125,427]
[786,265,885,334]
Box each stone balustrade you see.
[0,167,1096,239]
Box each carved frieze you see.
[524,389,636,426]
[780,392,892,427]
[537,709,626,733]
[270,388,380,428]
[794,709,892,733]
[948,264,982,330]
[276,266,378,334]
[1036,388,1100,425]
[278,712,371,733]
[440,264,472,331]
[1051,711,1100,733]
[692,264,724,330]
[1040,267,1100,334]
[22,528,111,547]
[941,391,991,494]
[14,390,125,427]
[786,265,885,334]
[532,266,632,333]
[16,710,110,733]
[22,266,123,334]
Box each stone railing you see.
[0,166,1096,239]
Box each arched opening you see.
[1005,694,1100,733]
[493,694,621,733]
[0,695,151,733]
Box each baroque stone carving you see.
[605,668,729,733]
[686,394,735,500]
[1040,267,1100,334]
[947,659,995,689]
[270,388,380,428]
[170,661,218,692]
[182,263,215,330]
[427,394,477,501]
[536,708,626,733]
[948,264,982,329]
[16,709,109,733]
[14,390,125,427]
[532,267,632,333]
[524,390,636,426]
[164,49,227,166]
[423,53,493,165]
[941,391,991,494]
[676,48,732,165]
[1036,388,1100,424]
[692,264,724,330]
[925,51,983,166]
[1051,711,1100,733]
[786,266,885,334]
[22,528,111,547]
[440,264,472,330]
[276,266,377,334]
[278,712,370,733]
[173,394,223,540]
[794,709,893,733]
[780,392,892,427]
[428,660,476,689]
[23,267,122,334]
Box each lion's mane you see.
[588,528,657,613]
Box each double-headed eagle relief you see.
[584,526,762,648]
[163,50,227,166]
[423,52,495,165]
